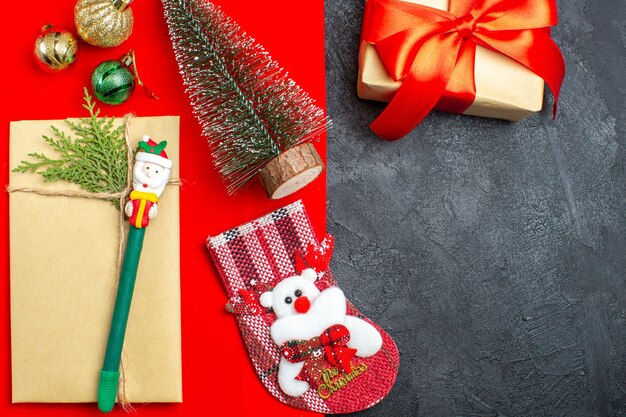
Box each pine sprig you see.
[13,88,128,208]
[162,0,328,193]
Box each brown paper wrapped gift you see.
[9,116,182,403]
[358,0,545,122]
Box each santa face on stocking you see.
[260,268,383,398]
[125,135,172,228]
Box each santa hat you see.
[136,135,172,169]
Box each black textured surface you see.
[324,1,626,416]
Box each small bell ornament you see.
[74,0,133,47]
[91,50,157,105]
[33,25,78,72]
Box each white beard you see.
[132,162,170,197]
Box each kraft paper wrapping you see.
[9,116,182,403]
[358,0,545,121]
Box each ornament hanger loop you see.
[112,0,133,11]
[120,49,158,100]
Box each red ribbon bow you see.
[281,324,357,384]
[362,0,566,140]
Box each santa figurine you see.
[124,135,172,228]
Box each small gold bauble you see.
[74,0,133,48]
[34,25,78,72]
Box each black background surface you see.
[325,0,626,416]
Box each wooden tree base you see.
[259,143,324,199]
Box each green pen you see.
[98,136,172,413]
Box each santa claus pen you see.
[98,135,172,413]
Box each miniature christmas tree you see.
[161,0,327,198]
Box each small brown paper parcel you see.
[9,116,182,403]
[358,0,545,122]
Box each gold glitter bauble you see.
[74,0,133,48]
[33,25,78,72]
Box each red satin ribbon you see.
[361,0,566,140]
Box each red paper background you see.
[0,0,326,416]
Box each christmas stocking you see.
[207,201,399,414]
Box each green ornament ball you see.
[91,60,135,105]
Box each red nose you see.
[294,296,310,313]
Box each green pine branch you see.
[13,88,128,208]
[162,0,328,193]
